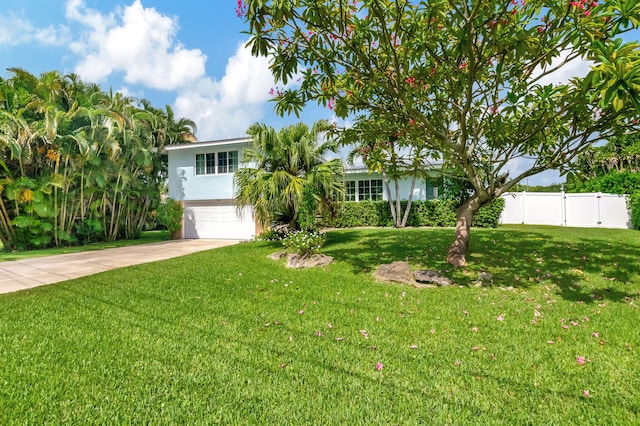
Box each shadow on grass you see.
[324,227,640,304]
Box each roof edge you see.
[164,137,253,152]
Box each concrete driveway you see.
[0,239,240,295]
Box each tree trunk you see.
[447,196,482,268]
[381,170,397,225]
[400,175,417,227]
[394,179,402,226]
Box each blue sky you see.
[0,0,327,142]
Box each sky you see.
[0,0,327,142]
[0,0,629,185]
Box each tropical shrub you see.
[0,69,197,250]
[73,219,104,244]
[234,121,344,231]
[255,228,287,241]
[155,199,183,234]
[281,230,327,257]
[568,171,640,194]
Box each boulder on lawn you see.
[373,261,415,285]
[414,270,453,286]
[473,271,494,287]
[268,251,287,260]
[286,253,334,269]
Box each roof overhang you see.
[163,137,252,153]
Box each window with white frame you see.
[195,151,238,175]
[345,179,383,201]
[345,181,356,201]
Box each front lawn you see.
[0,226,638,424]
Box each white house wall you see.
[167,142,245,201]
[345,172,430,201]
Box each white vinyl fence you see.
[500,192,632,229]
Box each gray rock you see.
[286,253,334,269]
[413,281,437,289]
[473,271,494,287]
[478,272,493,282]
[373,261,415,285]
[268,251,287,260]
[414,270,453,286]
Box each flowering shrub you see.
[281,230,327,257]
[255,228,287,241]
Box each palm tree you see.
[235,121,344,230]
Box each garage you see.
[183,200,256,240]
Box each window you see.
[370,179,383,200]
[345,179,384,201]
[205,153,215,174]
[345,181,356,201]
[195,151,238,175]
[218,152,228,174]
[195,154,205,175]
[358,180,370,200]
[218,151,238,174]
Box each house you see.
[165,138,443,239]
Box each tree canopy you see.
[241,0,640,266]
[234,121,344,230]
[571,132,640,178]
[0,68,196,250]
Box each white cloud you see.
[0,12,70,46]
[173,42,276,140]
[531,50,592,87]
[66,0,205,90]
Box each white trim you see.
[346,178,384,202]
[164,137,252,152]
[194,150,239,176]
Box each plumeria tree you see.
[240,0,640,267]
[344,115,435,227]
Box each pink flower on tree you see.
[235,0,247,18]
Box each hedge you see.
[321,198,505,228]
[629,192,640,230]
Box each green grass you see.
[0,231,167,262]
[0,226,638,424]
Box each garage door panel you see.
[184,204,255,240]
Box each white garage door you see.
[183,202,255,240]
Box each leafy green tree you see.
[241,0,640,266]
[345,116,434,227]
[0,69,195,249]
[235,121,344,230]
[570,133,640,179]
[566,133,640,194]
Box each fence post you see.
[597,192,602,226]
[561,188,566,227]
